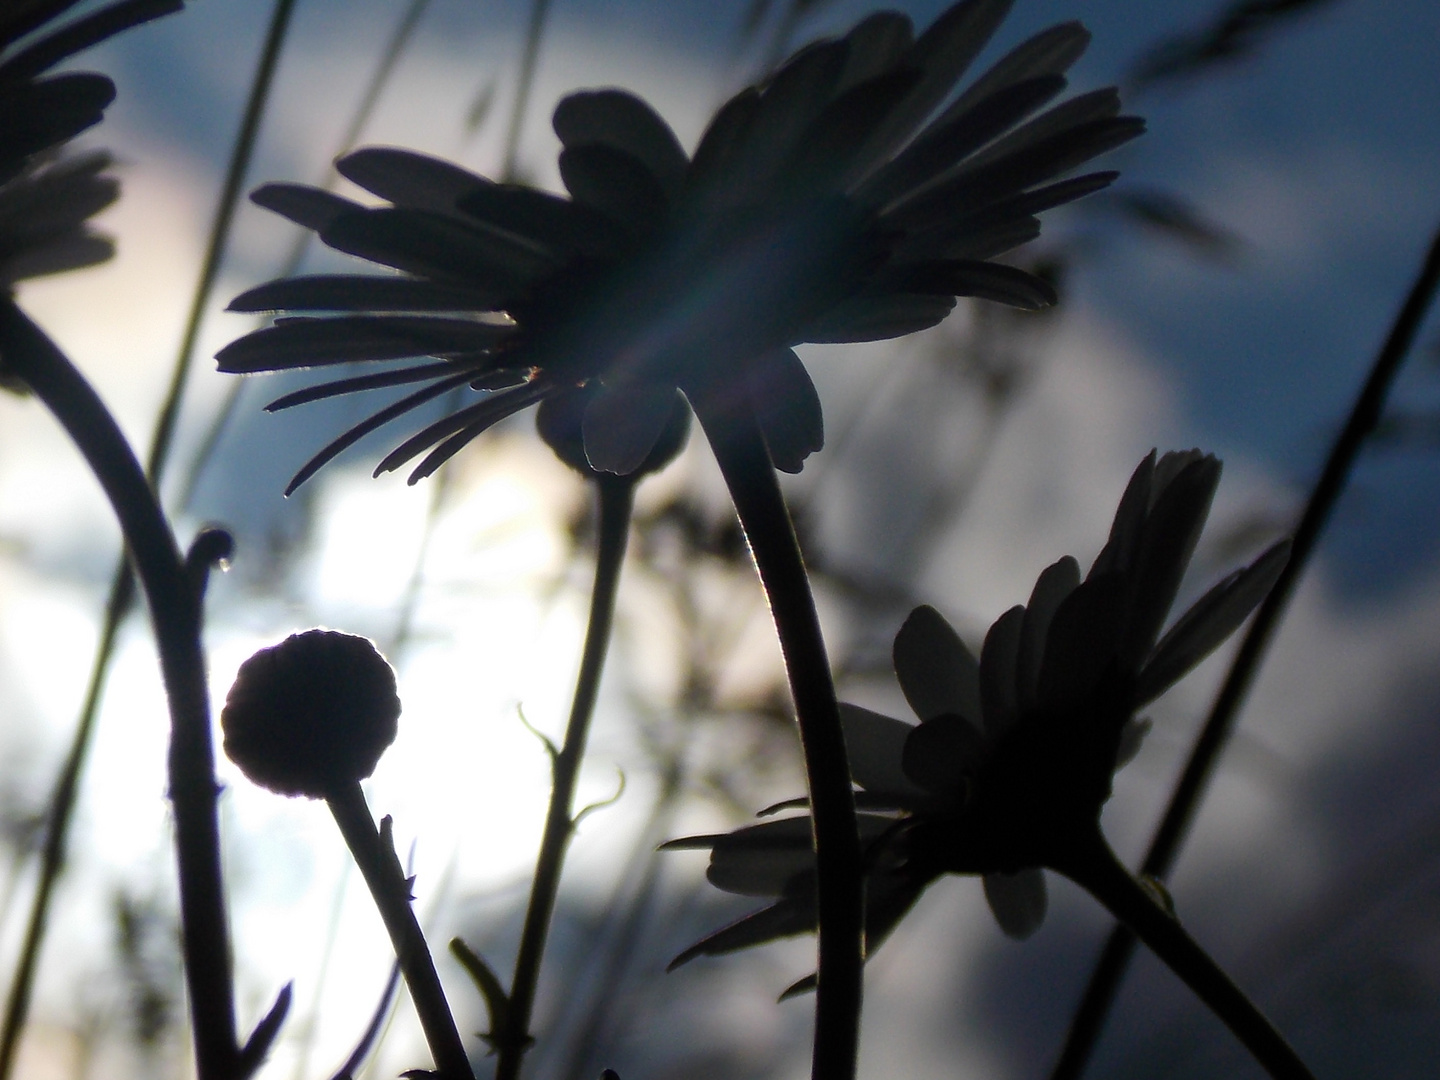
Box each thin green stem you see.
[501,0,553,183]
[326,786,472,1080]
[1050,219,1440,1080]
[689,386,862,1080]
[494,478,634,1080]
[1055,834,1314,1080]
[0,301,239,1080]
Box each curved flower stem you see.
[326,785,473,1080]
[1055,834,1314,1080]
[689,386,863,1080]
[1050,220,1440,1080]
[494,476,635,1080]
[0,301,240,1080]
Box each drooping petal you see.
[336,147,487,213]
[1118,453,1221,667]
[1017,556,1081,709]
[229,275,503,314]
[250,183,363,233]
[552,89,689,199]
[983,868,1047,939]
[215,316,512,372]
[372,380,545,476]
[1134,538,1290,706]
[746,347,823,473]
[558,144,670,237]
[838,703,928,801]
[979,604,1025,735]
[894,604,983,723]
[901,713,986,798]
[581,382,680,475]
[266,362,517,412]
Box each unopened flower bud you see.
[222,629,400,799]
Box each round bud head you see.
[536,385,690,479]
[221,629,401,799]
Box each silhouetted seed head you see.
[222,630,401,799]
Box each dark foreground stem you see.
[494,478,634,1080]
[689,388,862,1080]
[326,785,473,1080]
[0,7,297,1077]
[1051,220,1440,1080]
[1056,836,1314,1080]
[0,301,239,1080]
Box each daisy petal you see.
[321,207,553,289]
[889,259,1056,308]
[250,183,362,233]
[0,0,182,83]
[0,75,114,178]
[1119,454,1221,666]
[336,147,487,212]
[901,713,985,797]
[746,347,823,473]
[229,275,503,314]
[1017,556,1081,709]
[790,69,922,197]
[215,316,511,372]
[979,604,1025,735]
[853,0,1013,176]
[836,12,914,93]
[1091,450,1155,578]
[983,868,1047,939]
[558,144,669,236]
[0,154,118,233]
[2,233,111,280]
[838,703,925,800]
[668,897,814,970]
[266,361,472,410]
[581,383,679,475]
[456,182,630,259]
[1114,715,1152,769]
[683,88,760,211]
[373,381,544,475]
[961,86,1122,173]
[933,21,1090,130]
[894,604,983,723]
[706,818,815,897]
[1135,539,1290,706]
[1035,574,1129,709]
[735,39,848,191]
[804,292,956,343]
[552,89,689,199]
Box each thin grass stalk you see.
[0,5,298,1076]
[493,477,635,1080]
[0,301,239,1080]
[1050,221,1440,1080]
[689,386,862,1080]
[500,0,553,182]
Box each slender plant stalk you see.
[0,301,239,1080]
[689,385,863,1080]
[494,477,635,1080]
[0,5,298,1075]
[326,786,473,1080]
[500,0,553,182]
[1050,221,1440,1080]
[1055,834,1314,1080]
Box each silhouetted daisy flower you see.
[219,0,1141,490]
[666,451,1289,986]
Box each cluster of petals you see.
[666,451,1290,978]
[218,0,1142,489]
[0,1,179,293]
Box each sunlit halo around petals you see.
[663,451,1290,992]
[218,0,1142,490]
